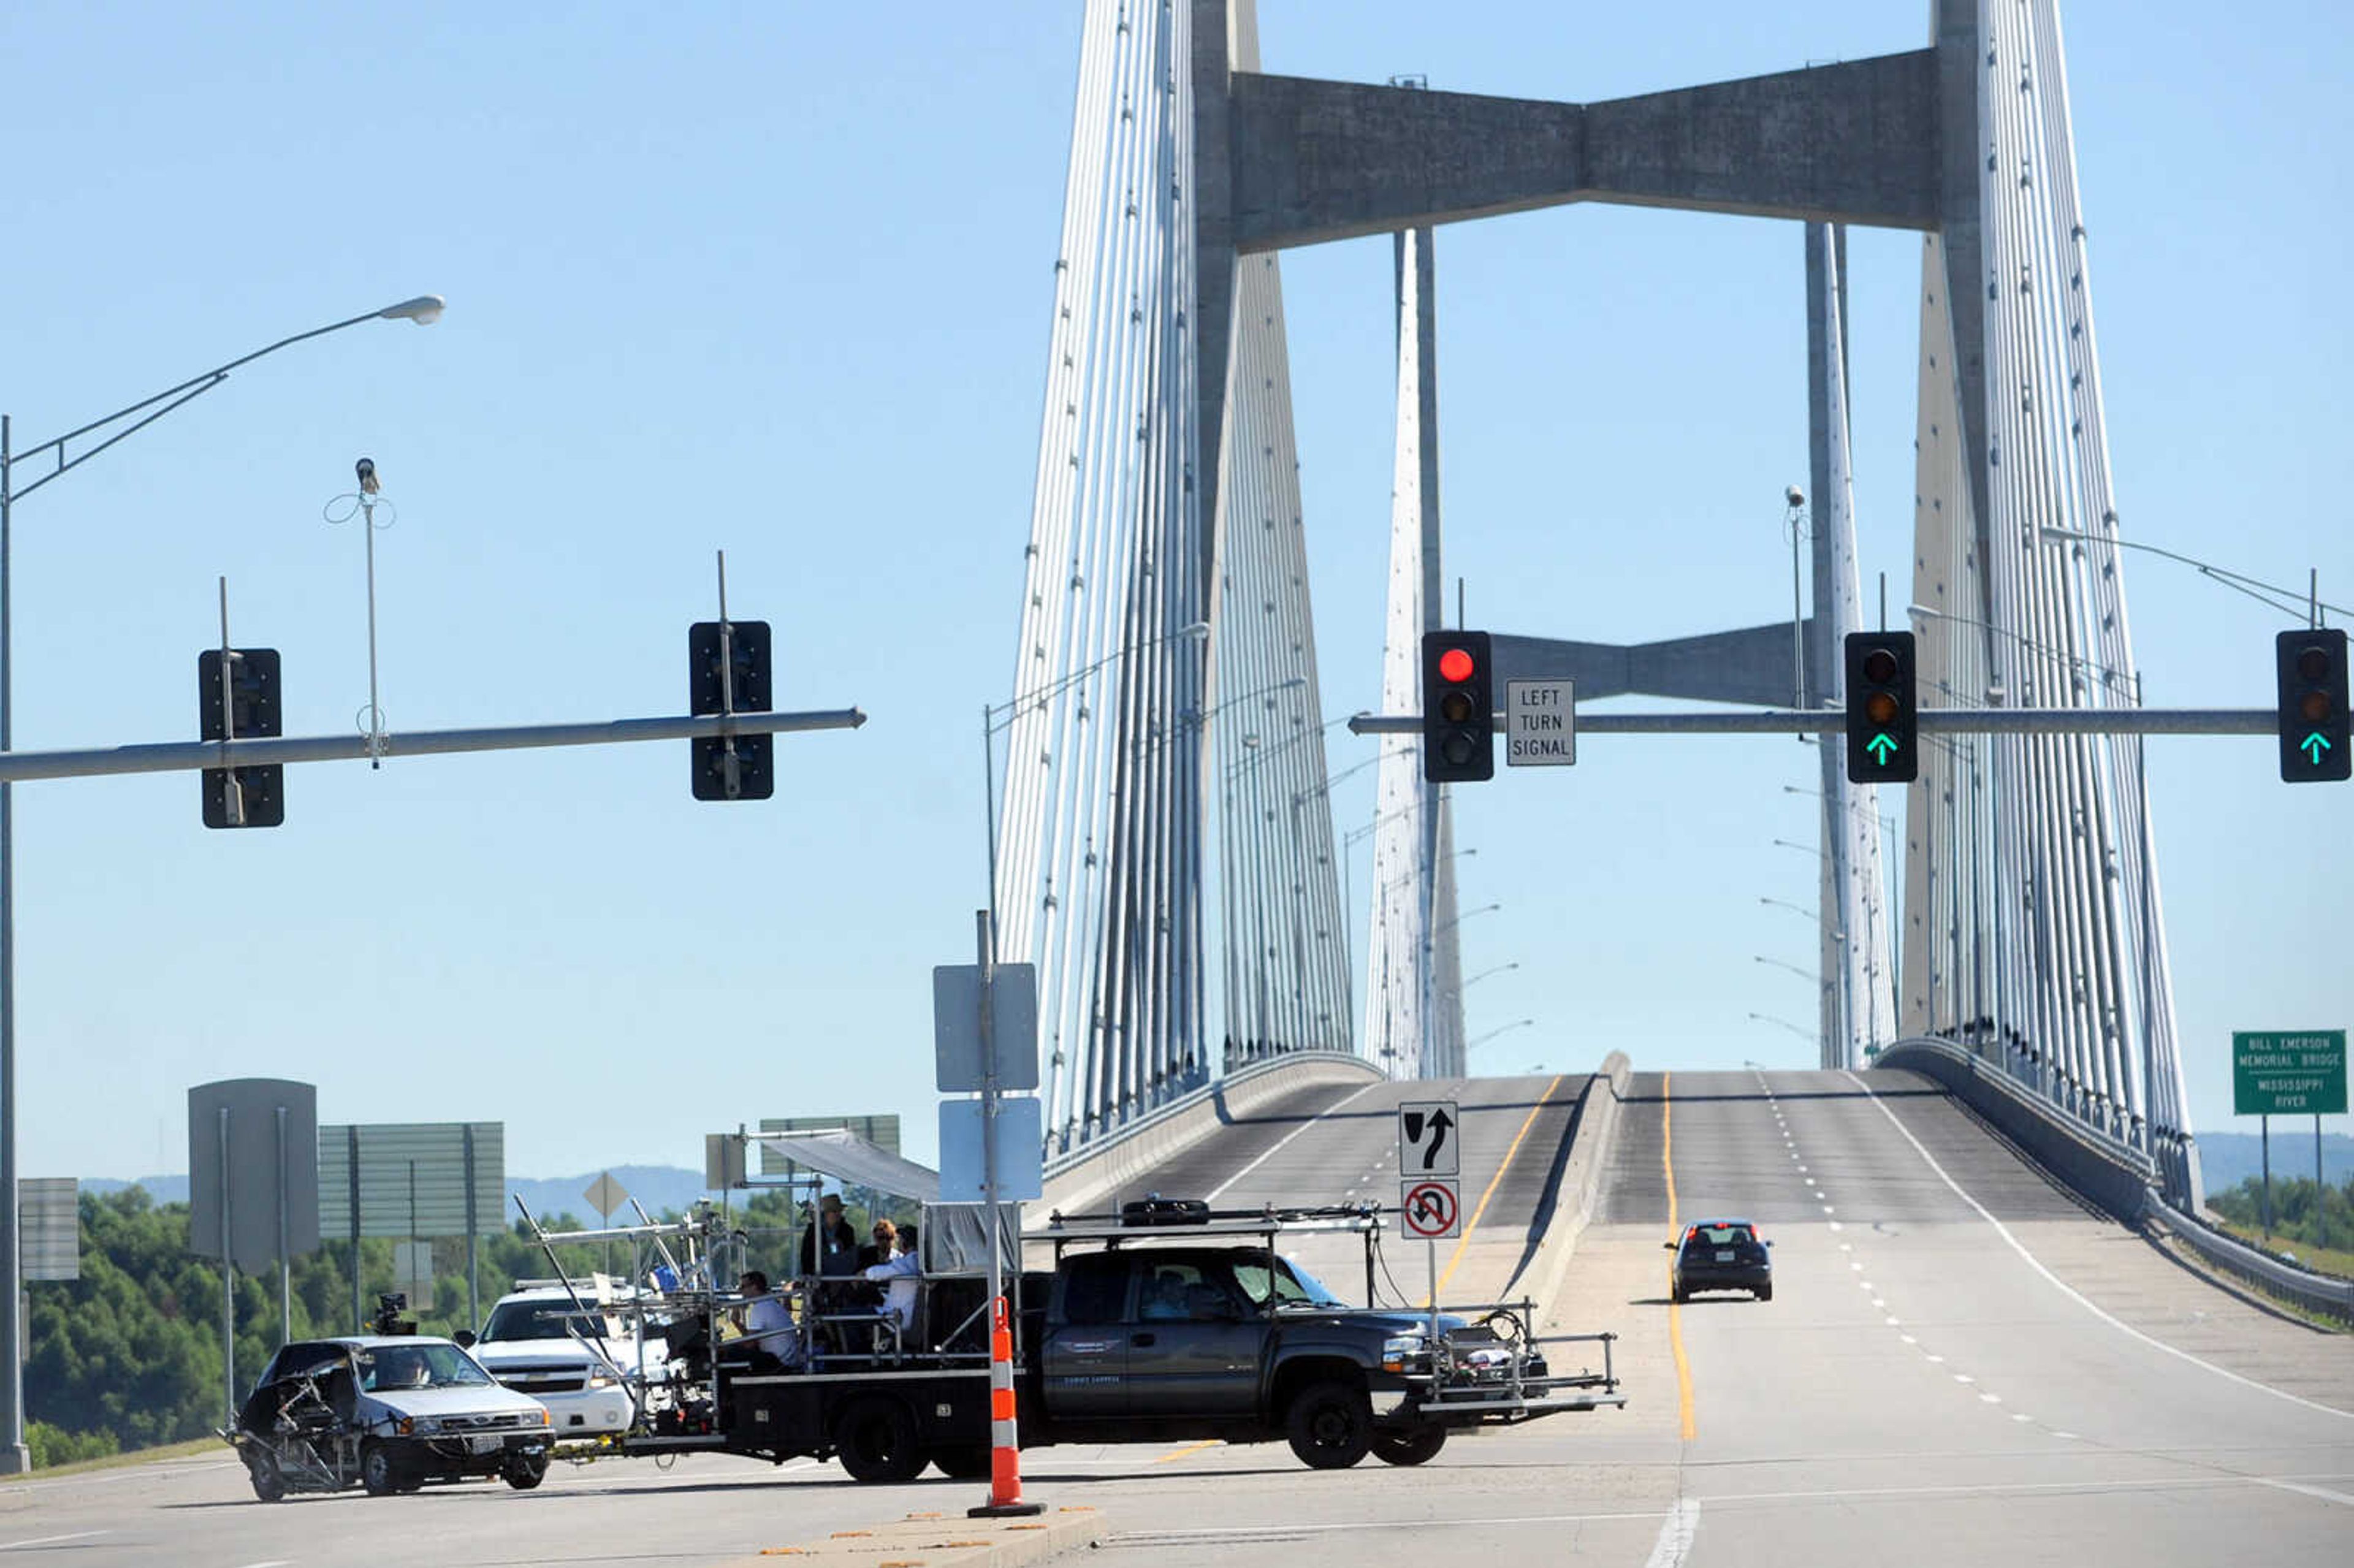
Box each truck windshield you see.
[1231,1255,1346,1309]
[482,1301,611,1342]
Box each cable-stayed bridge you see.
[994,0,2205,1211]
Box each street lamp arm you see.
[6,295,445,504]
[2037,526,2348,622]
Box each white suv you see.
[461,1288,648,1439]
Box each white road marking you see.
[1701,1472,2354,1509]
[1843,1069,2354,1423]
[1643,1497,1701,1568]
[1981,1393,2003,1404]
[1886,1316,1902,1326]
[0,1534,109,1553]
[1207,1081,1384,1203]
[1828,1220,1843,1231]
[2256,1477,2354,1508]
[2013,1413,2035,1423]
[1900,1334,1918,1344]
[234,1560,294,1567]
[1927,1355,1945,1363]
[1111,1509,1676,1543]
[1955,1374,1975,1384]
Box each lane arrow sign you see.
[2303,731,2333,765]
[1423,1107,1452,1170]
[1865,733,1899,765]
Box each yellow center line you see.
[1425,1074,1564,1304]
[1664,1071,1696,1441]
[1154,1438,1222,1464]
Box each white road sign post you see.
[1399,1101,1460,1177]
[1505,679,1576,766]
[1401,1176,1461,1350]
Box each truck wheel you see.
[1284,1380,1373,1470]
[930,1445,994,1480]
[360,1440,405,1497]
[834,1397,925,1485]
[1371,1423,1446,1466]
[503,1451,550,1490]
[245,1450,287,1502]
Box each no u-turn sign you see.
[1401,1179,1461,1241]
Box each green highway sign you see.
[2232,1030,2347,1116]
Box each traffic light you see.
[1843,631,1918,785]
[1421,630,1494,783]
[2276,627,2350,783]
[689,619,774,801]
[197,648,284,829]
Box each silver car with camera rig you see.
[223,1295,554,1500]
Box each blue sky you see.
[0,2,2342,1185]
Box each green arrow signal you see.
[2303,731,2333,765]
[1866,733,1899,765]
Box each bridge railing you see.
[1871,1037,2158,1223]
[2146,1198,2354,1328]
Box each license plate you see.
[1714,1249,1734,1262]
[469,1434,503,1454]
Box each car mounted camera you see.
[372,1292,419,1337]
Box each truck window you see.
[1060,1253,1130,1325]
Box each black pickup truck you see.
[1014,1201,1620,1469]
[630,1201,1621,1482]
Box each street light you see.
[1748,1011,1814,1044]
[1459,961,1519,991]
[1467,1018,1534,1052]
[0,292,445,1474]
[1753,954,1815,984]
[2035,525,2346,623]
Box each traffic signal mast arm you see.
[0,707,864,785]
[1350,708,2281,737]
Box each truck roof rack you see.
[1040,1201,1385,1243]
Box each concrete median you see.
[1519,1052,1632,1328]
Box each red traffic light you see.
[1862,647,1900,685]
[1438,646,1476,684]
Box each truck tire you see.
[360,1440,405,1497]
[930,1445,994,1480]
[503,1450,550,1490]
[1754,1283,1773,1303]
[834,1396,925,1485]
[1371,1422,1447,1466]
[1284,1380,1373,1470]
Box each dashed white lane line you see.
[0,1534,110,1554]
[1980,1393,2003,1404]
[1954,1374,1975,1385]
[1842,1068,2354,1425]
[1206,1080,1384,1203]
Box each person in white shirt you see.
[862,1225,922,1339]
[733,1270,802,1366]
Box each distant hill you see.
[82,1165,720,1228]
[2196,1132,2352,1193]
